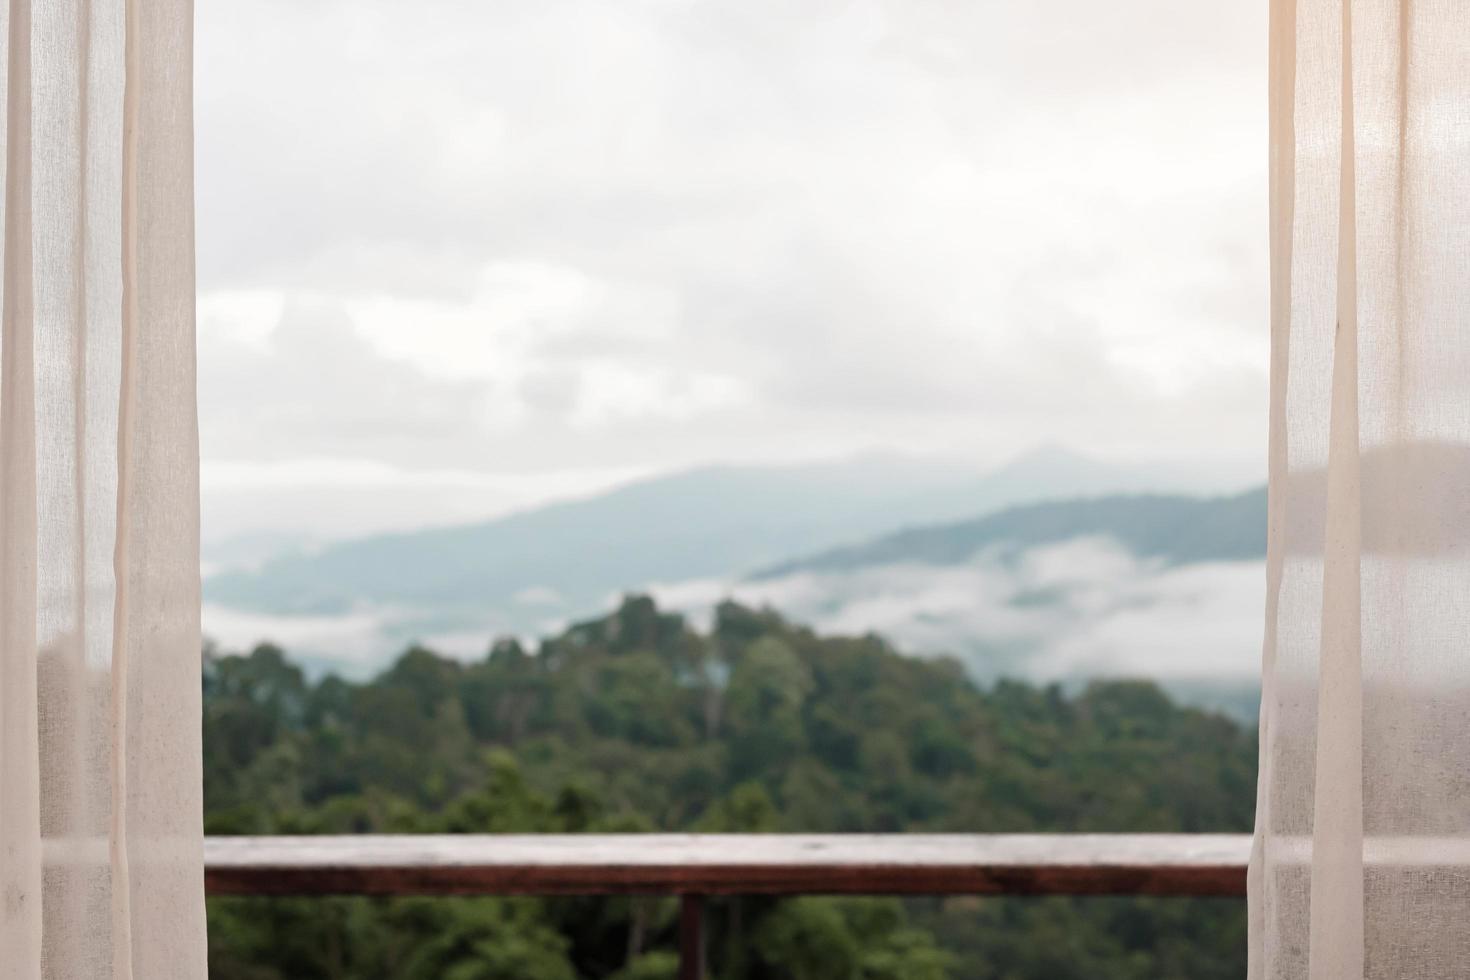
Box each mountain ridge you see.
[205,446,1251,634]
[751,485,1268,580]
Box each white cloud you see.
[203,602,397,669]
[649,538,1266,684]
[513,586,566,607]
[199,456,651,548]
[196,0,1269,541]
[201,535,1265,688]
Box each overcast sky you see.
[195,0,1268,547]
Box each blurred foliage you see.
[205,596,1254,979]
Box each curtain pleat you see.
[1251,0,1470,977]
[0,0,204,976]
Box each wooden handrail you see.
[203,833,1250,898]
[205,834,1251,980]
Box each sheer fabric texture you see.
[1250,0,1470,978]
[0,0,204,977]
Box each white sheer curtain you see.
[1251,0,1470,977]
[0,0,205,976]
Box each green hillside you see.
[755,487,1266,579]
[206,597,1255,979]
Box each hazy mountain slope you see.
[637,487,1269,717]
[204,447,1245,626]
[205,456,977,617]
[753,486,1267,579]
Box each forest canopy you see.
[205,596,1255,980]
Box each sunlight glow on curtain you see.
[0,0,204,976]
[1251,0,1470,977]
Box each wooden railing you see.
[205,834,1252,980]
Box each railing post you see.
[678,893,706,980]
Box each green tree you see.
[203,596,1253,979]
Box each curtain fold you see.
[1251,0,1470,977]
[0,0,204,976]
